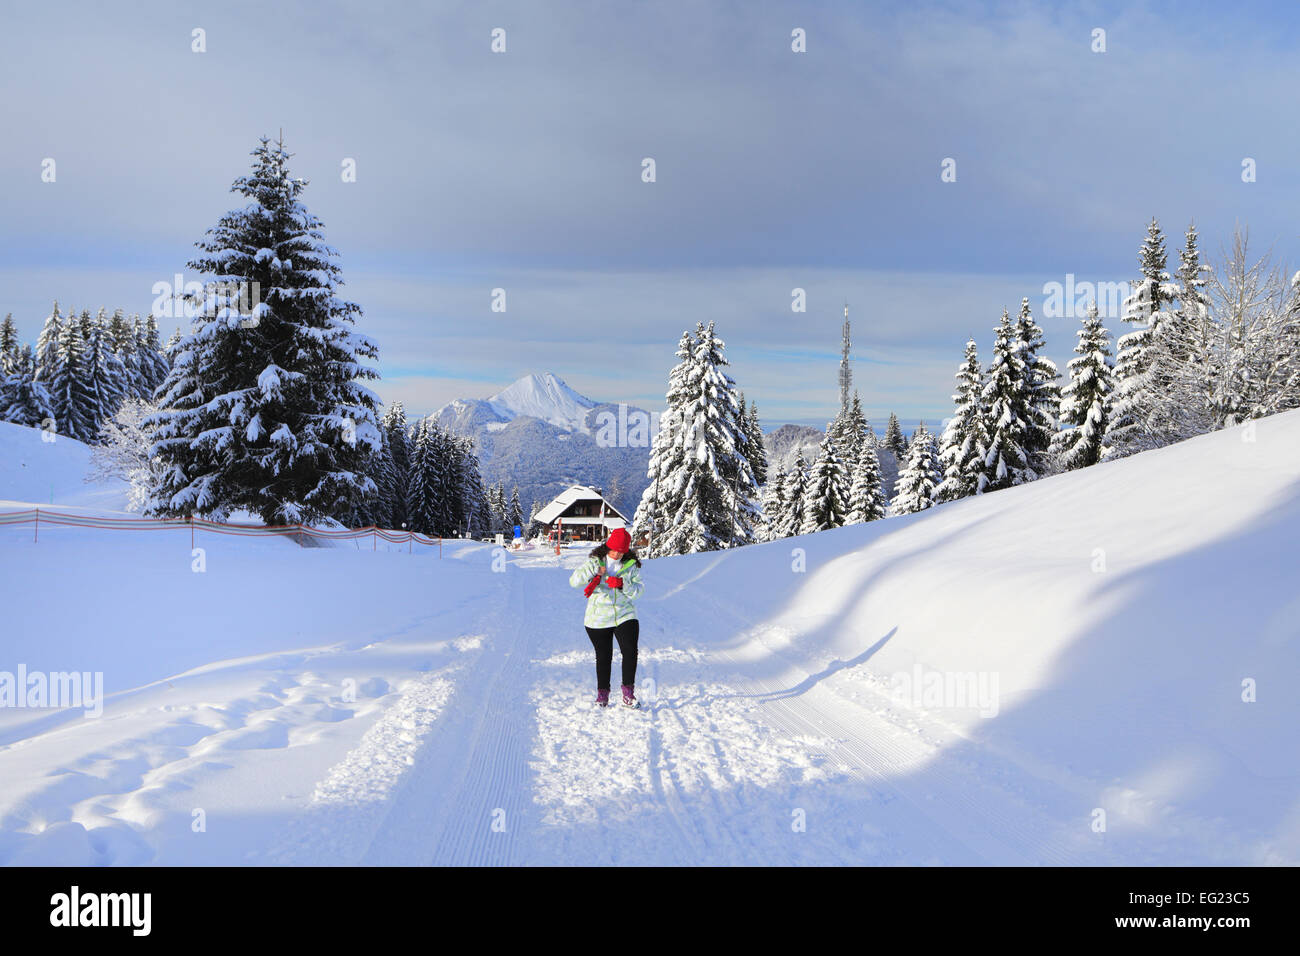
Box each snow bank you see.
[646,410,1300,863]
[0,421,129,511]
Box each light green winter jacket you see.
[569,553,644,628]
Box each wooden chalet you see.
[534,485,627,542]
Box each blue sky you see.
[2,0,1298,426]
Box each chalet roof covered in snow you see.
[534,484,626,526]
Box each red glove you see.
[605,575,623,589]
[583,572,603,598]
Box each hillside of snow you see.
[0,411,1297,865]
[0,421,129,512]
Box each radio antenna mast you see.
[838,301,852,414]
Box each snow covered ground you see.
[0,413,1297,865]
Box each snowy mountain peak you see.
[486,372,597,433]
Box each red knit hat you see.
[605,527,632,552]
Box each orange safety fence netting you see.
[0,508,443,549]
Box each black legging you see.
[585,619,639,691]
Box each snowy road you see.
[265,546,1121,866]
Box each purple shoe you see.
[595,688,610,707]
[621,685,639,708]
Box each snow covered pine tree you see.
[1051,303,1114,470]
[844,434,888,524]
[802,430,849,533]
[1103,218,1179,460]
[936,339,988,502]
[980,308,1034,491]
[893,428,942,515]
[147,137,381,525]
[634,323,759,555]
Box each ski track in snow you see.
[267,671,457,865]
[337,553,867,865]
[658,584,1104,865]
[351,568,540,865]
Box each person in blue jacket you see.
[568,527,644,707]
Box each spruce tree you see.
[107,309,134,353]
[1104,217,1178,460]
[980,308,1034,491]
[693,328,761,549]
[380,402,411,528]
[801,431,849,533]
[760,466,787,540]
[883,412,906,459]
[633,330,694,555]
[1050,304,1115,470]
[738,394,768,488]
[0,314,18,374]
[844,392,869,461]
[936,339,989,502]
[118,316,145,402]
[34,301,64,383]
[85,309,127,434]
[456,436,489,538]
[640,323,758,554]
[146,137,381,523]
[406,419,440,535]
[823,410,847,464]
[844,438,888,524]
[509,486,523,530]
[1,345,56,428]
[1015,296,1060,475]
[366,432,397,529]
[1175,222,1213,351]
[48,315,97,442]
[139,314,171,400]
[778,453,809,539]
[893,430,942,515]
[429,423,457,534]
[494,482,508,532]
[1153,221,1216,439]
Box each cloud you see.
[1,0,1295,425]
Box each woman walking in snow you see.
[569,527,644,708]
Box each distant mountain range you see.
[426,372,904,516]
[427,373,657,517]
[434,372,599,437]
